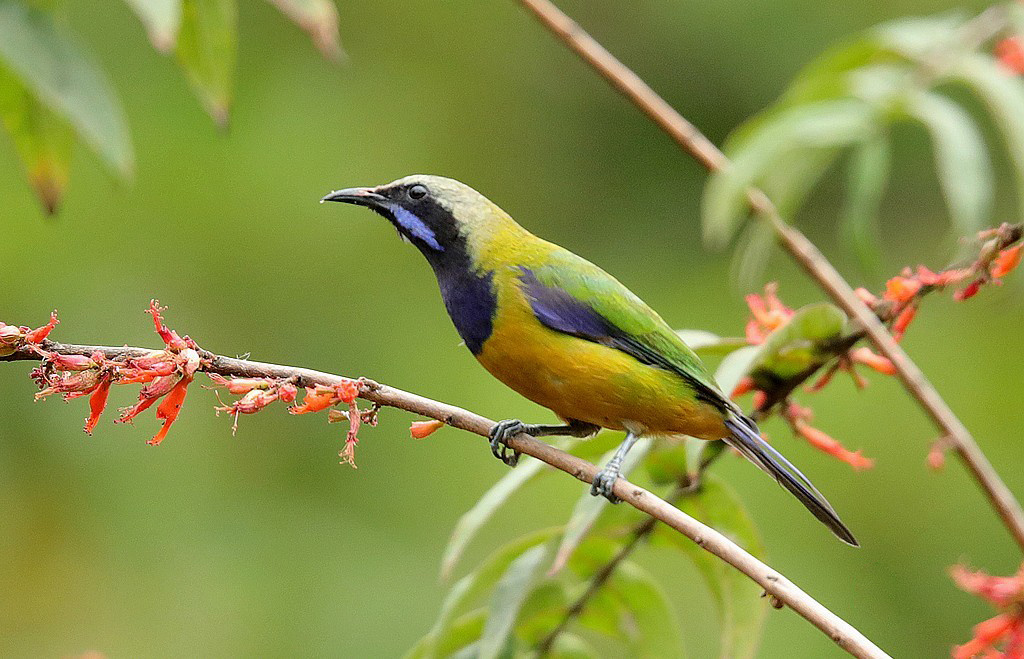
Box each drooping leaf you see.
[842,131,891,270]
[442,454,552,580]
[749,302,846,386]
[427,528,559,650]
[652,476,767,659]
[176,0,237,126]
[904,90,992,237]
[124,0,182,52]
[433,609,488,658]
[0,2,133,177]
[952,54,1024,220]
[873,13,966,62]
[549,438,652,574]
[478,544,549,659]
[703,99,876,248]
[608,561,686,658]
[266,0,343,61]
[712,344,761,396]
[0,63,72,213]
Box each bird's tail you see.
[723,415,859,547]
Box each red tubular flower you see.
[334,379,359,404]
[884,274,921,304]
[278,383,297,403]
[794,421,874,470]
[148,377,192,446]
[84,377,113,435]
[951,563,1024,658]
[289,387,335,414]
[731,376,756,398]
[340,399,361,468]
[891,306,917,341]
[955,279,984,301]
[117,374,179,423]
[854,287,879,306]
[410,419,445,439]
[24,311,59,343]
[992,244,1022,279]
[850,347,897,375]
[997,36,1024,74]
[146,300,192,352]
[744,283,794,344]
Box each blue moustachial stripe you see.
[392,206,444,251]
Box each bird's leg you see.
[488,419,600,467]
[590,431,641,503]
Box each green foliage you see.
[0,0,341,213]
[651,477,767,659]
[414,451,767,658]
[701,5,1024,266]
[748,303,847,388]
[0,2,132,179]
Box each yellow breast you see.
[475,264,726,440]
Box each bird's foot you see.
[488,419,524,467]
[590,461,622,503]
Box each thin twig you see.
[517,0,1024,553]
[2,340,890,659]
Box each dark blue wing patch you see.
[517,267,728,411]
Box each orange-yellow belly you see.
[476,305,727,440]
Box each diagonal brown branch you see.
[517,0,1024,553]
[2,340,890,659]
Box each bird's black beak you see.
[320,187,388,209]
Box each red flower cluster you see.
[951,563,1024,658]
[857,228,1023,342]
[735,285,880,470]
[208,374,298,434]
[30,302,204,444]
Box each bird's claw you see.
[590,466,621,503]
[489,419,523,467]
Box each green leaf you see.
[675,330,750,357]
[0,63,72,214]
[176,0,237,126]
[749,302,846,385]
[712,344,761,396]
[842,132,891,270]
[549,438,652,574]
[434,609,488,658]
[428,528,559,650]
[608,562,686,658]
[873,13,965,62]
[0,2,133,177]
[546,633,600,658]
[123,0,182,52]
[904,90,992,237]
[442,453,552,580]
[952,54,1024,220]
[703,99,875,248]
[653,476,767,659]
[266,0,344,61]
[478,544,549,659]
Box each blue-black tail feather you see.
[723,415,858,547]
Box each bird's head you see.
[321,175,514,263]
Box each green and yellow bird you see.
[322,175,857,546]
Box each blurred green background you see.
[2,0,1022,656]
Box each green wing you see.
[518,250,727,409]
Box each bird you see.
[322,174,857,546]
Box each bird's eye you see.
[408,184,428,200]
